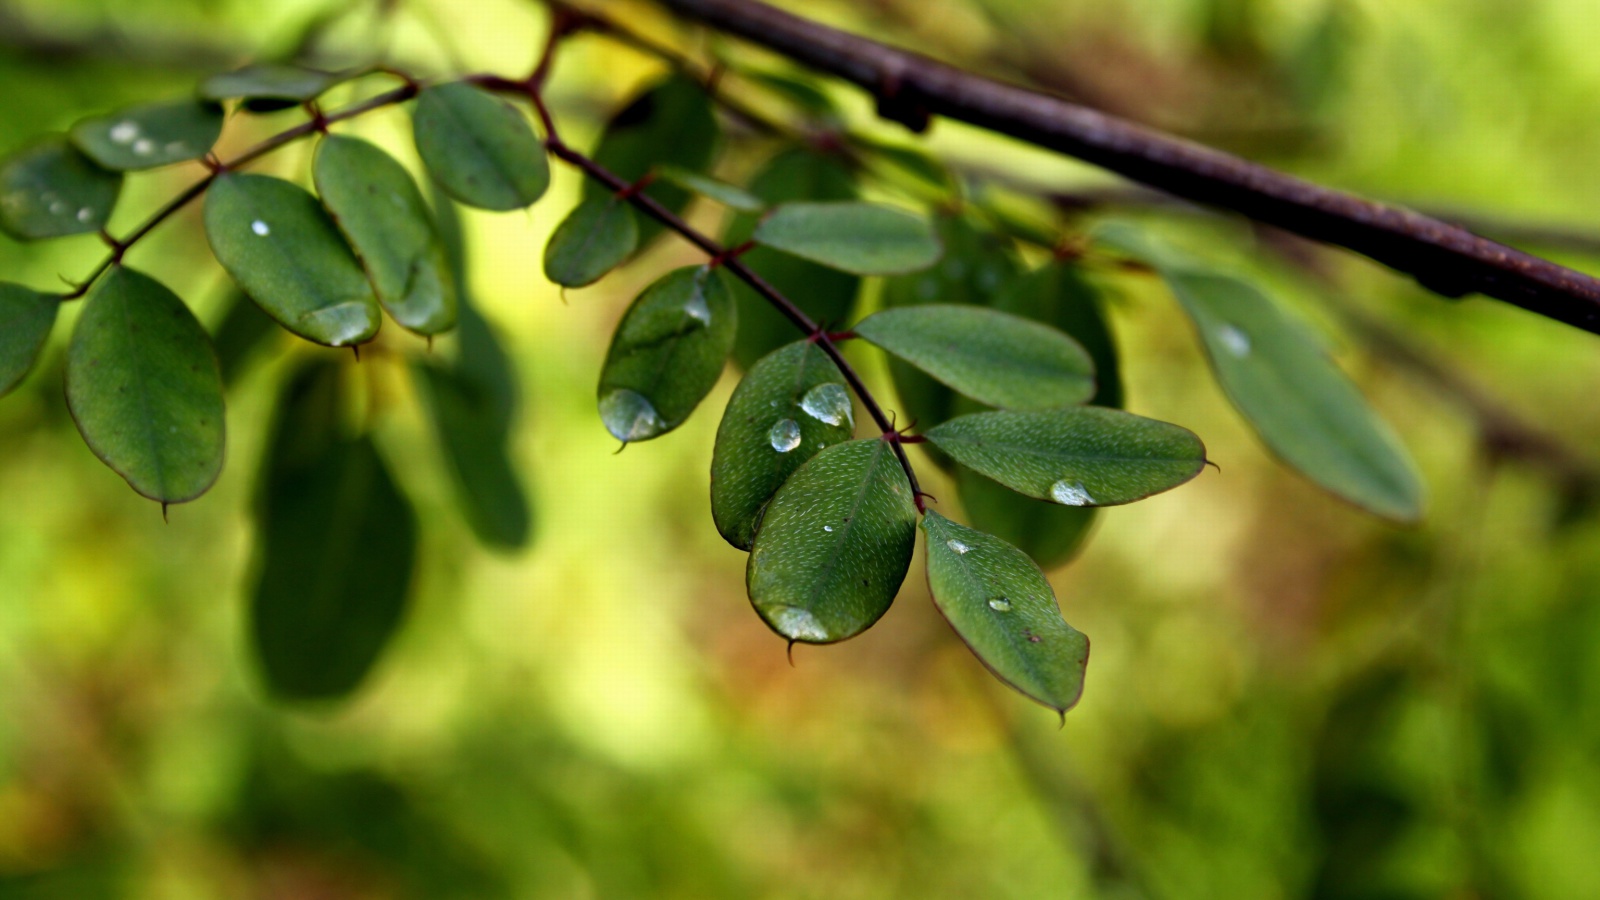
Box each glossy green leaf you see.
[1164,269,1424,521]
[199,63,338,112]
[70,99,224,171]
[413,83,548,211]
[0,284,58,397]
[654,165,764,212]
[854,304,1095,410]
[926,408,1207,506]
[711,340,855,550]
[921,510,1090,714]
[992,261,1123,409]
[252,361,416,702]
[314,135,456,335]
[415,363,531,550]
[65,267,224,504]
[0,137,122,239]
[597,265,736,443]
[752,201,941,275]
[725,148,860,369]
[543,196,638,288]
[585,73,719,246]
[204,173,380,347]
[747,438,917,644]
[957,467,1096,571]
[210,288,280,386]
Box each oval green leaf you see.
[854,304,1095,410]
[65,267,224,504]
[314,135,457,335]
[585,73,719,247]
[413,83,548,211]
[543,196,638,288]
[925,408,1207,507]
[199,63,339,112]
[597,265,736,443]
[0,137,122,239]
[921,509,1090,714]
[711,340,855,550]
[752,201,941,275]
[415,362,531,551]
[204,173,380,347]
[70,99,224,171]
[654,165,764,212]
[0,284,59,397]
[747,438,917,644]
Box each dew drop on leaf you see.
[1050,480,1095,506]
[771,606,829,642]
[251,220,270,236]
[799,382,853,427]
[988,597,1013,612]
[599,388,664,442]
[946,538,971,555]
[768,418,802,453]
[1216,323,1251,357]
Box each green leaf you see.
[752,201,941,275]
[415,363,531,550]
[740,70,839,119]
[854,304,1095,410]
[1164,269,1424,521]
[204,173,381,347]
[711,340,855,550]
[70,99,224,171]
[0,284,59,397]
[857,138,956,194]
[252,360,416,702]
[0,137,122,240]
[64,267,224,504]
[992,261,1123,409]
[585,73,719,247]
[921,510,1090,714]
[957,467,1096,571]
[412,83,549,211]
[926,408,1207,506]
[542,196,638,288]
[199,63,339,112]
[313,135,457,335]
[747,438,917,643]
[654,165,765,212]
[724,147,860,369]
[210,288,280,386]
[598,265,736,442]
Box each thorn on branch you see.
[708,240,754,269]
[614,171,658,201]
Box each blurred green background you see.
[4,0,1600,896]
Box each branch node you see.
[873,60,930,134]
[708,240,754,269]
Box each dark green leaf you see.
[857,137,956,193]
[199,63,338,112]
[654,165,764,212]
[64,267,224,504]
[747,438,917,643]
[0,137,122,239]
[854,304,1095,409]
[70,99,224,171]
[752,201,941,275]
[992,261,1123,409]
[0,284,58,397]
[597,265,736,442]
[958,467,1096,571]
[314,135,456,335]
[413,83,549,211]
[926,408,1207,506]
[921,510,1090,714]
[204,173,380,347]
[210,288,280,386]
[585,73,719,247]
[252,360,416,701]
[415,363,531,550]
[740,70,839,119]
[711,340,855,550]
[543,196,638,288]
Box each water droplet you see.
[251,220,270,236]
[1216,324,1251,357]
[988,597,1012,612]
[75,208,92,222]
[799,383,853,428]
[109,121,139,144]
[768,418,802,453]
[132,138,155,156]
[1050,480,1095,506]
[164,141,187,156]
[770,606,829,642]
[684,292,712,325]
[823,525,834,532]
[598,388,664,442]
[48,201,66,215]
[946,539,970,555]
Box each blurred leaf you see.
[921,509,1090,713]
[711,340,854,550]
[413,83,549,211]
[753,201,941,275]
[69,99,224,171]
[740,69,839,118]
[543,196,638,288]
[0,283,58,397]
[747,438,916,643]
[204,172,381,347]
[0,137,121,240]
[210,288,279,386]
[854,304,1095,409]
[597,265,736,443]
[857,137,957,194]
[926,408,1207,506]
[654,165,764,212]
[957,467,1096,571]
[992,261,1123,409]
[199,63,339,112]
[585,73,719,247]
[415,362,531,550]
[252,360,416,702]
[314,134,457,335]
[65,267,224,503]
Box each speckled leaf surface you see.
[752,201,941,276]
[543,196,638,288]
[0,284,59,397]
[0,137,122,239]
[413,83,548,211]
[71,99,224,171]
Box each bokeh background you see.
[4,0,1600,896]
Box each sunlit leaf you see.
[70,99,224,171]
[926,408,1207,506]
[752,201,941,275]
[0,137,122,239]
[585,73,719,246]
[204,173,380,347]
[415,362,531,550]
[747,438,917,643]
[413,83,549,211]
[314,134,456,335]
[200,63,339,112]
[0,284,58,397]
[64,267,224,504]
[654,165,764,212]
[711,340,854,550]
[543,196,638,288]
[597,265,736,443]
[921,510,1090,714]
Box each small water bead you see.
[768,418,802,453]
[823,525,833,532]
[598,388,664,442]
[683,292,712,325]
[771,606,829,642]
[1050,480,1095,506]
[48,201,66,215]
[946,539,971,555]
[1216,324,1251,357]
[132,138,156,157]
[988,597,1012,612]
[75,208,92,222]
[251,220,270,236]
[799,382,853,428]
[108,121,139,144]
